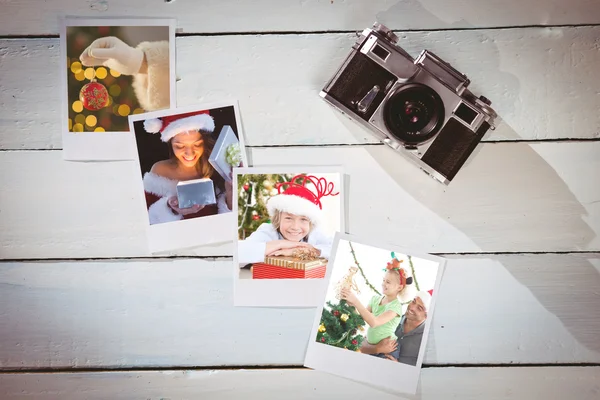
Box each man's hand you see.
[80,36,144,75]
[375,337,398,354]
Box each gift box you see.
[252,255,327,279]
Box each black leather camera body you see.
[320,23,498,184]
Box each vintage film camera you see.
[320,23,498,184]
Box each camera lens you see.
[383,83,445,144]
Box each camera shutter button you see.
[478,95,492,106]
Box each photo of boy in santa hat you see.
[237,172,342,269]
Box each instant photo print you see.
[233,166,345,307]
[60,17,176,161]
[128,101,248,254]
[176,178,217,209]
[305,233,445,394]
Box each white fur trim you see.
[143,172,177,197]
[133,40,171,111]
[144,118,163,133]
[415,291,432,311]
[160,114,215,142]
[148,196,183,225]
[267,194,322,226]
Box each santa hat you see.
[143,110,215,142]
[415,290,433,312]
[266,174,339,227]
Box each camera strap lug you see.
[357,85,380,114]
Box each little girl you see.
[237,174,338,265]
[341,258,413,358]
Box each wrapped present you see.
[252,255,327,279]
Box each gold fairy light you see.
[73,123,84,132]
[70,61,82,74]
[94,127,105,132]
[75,70,85,81]
[109,69,121,78]
[118,104,131,116]
[133,108,145,115]
[109,84,121,97]
[95,67,108,80]
[85,115,97,127]
[72,101,83,113]
[84,68,96,80]
[68,118,73,130]
[74,114,86,125]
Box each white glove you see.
[79,36,144,76]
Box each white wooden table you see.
[1,1,599,398]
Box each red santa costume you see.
[142,110,230,225]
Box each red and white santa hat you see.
[415,289,433,312]
[143,110,215,142]
[266,174,339,227]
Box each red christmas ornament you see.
[333,310,340,317]
[80,79,109,111]
[320,337,325,343]
[252,214,260,220]
[243,184,249,191]
[351,339,358,345]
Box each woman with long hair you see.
[142,110,232,225]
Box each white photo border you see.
[304,232,446,395]
[60,17,177,161]
[128,100,248,254]
[233,165,346,307]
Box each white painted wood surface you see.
[2,0,600,397]
[3,0,600,35]
[1,143,598,259]
[2,26,600,149]
[0,368,599,399]
[1,255,599,368]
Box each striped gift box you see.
[251,256,327,279]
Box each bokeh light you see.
[133,108,145,115]
[75,70,85,81]
[84,67,96,80]
[94,127,106,132]
[70,61,83,74]
[74,114,86,125]
[73,123,84,132]
[85,115,98,127]
[109,84,121,97]
[117,104,131,116]
[109,69,121,78]
[72,101,83,113]
[95,67,108,79]
[68,118,73,130]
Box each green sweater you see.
[366,295,403,344]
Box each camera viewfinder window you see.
[454,103,478,125]
[372,44,390,61]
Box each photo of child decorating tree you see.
[314,238,441,366]
[236,171,342,279]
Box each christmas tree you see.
[316,299,366,351]
[237,173,296,239]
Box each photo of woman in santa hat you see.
[132,106,245,226]
[237,173,340,265]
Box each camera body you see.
[320,23,498,184]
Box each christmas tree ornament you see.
[318,324,326,333]
[251,210,258,215]
[79,79,109,111]
[340,313,349,322]
[351,339,358,345]
[320,337,326,343]
[263,180,274,190]
[269,188,278,196]
[243,184,249,191]
[334,266,361,300]
[333,310,340,317]
[252,214,260,221]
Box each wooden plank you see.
[1,368,600,400]
[1,143,598,259]
[2,26,600,149]
[0,255,599,368]
[2,0,600,35]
